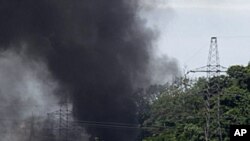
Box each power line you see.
[217,35,250,39]
[0,117,167,130]
[184,46,207,65]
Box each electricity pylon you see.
[187,37,226,141]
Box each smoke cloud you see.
[0,0,179,140]
[0,48,59,141]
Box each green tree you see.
[141,64,250,141]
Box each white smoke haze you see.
[0,47,60,141]
[148,55,180,84]
[140,0,250,11]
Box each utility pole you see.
[29,112,35,141]
[187,37,226,141]
[59,105,62,140]
[65,94,69,141]
[47,94,71,141]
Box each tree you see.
[141,64,250,141]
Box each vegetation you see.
[141,64,250,141]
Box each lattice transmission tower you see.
[187,37,226,141]
[45,95,89,141]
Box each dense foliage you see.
[141,64,250,141]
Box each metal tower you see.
[207,37,220,77]
[187,37,226,141]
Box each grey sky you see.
[140,0,250,75]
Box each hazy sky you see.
[141,0,250,75]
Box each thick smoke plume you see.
[0,0,179,140]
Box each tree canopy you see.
[141,64,250,141]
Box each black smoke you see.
[0,0,178,140]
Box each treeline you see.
[140,63,250,141]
